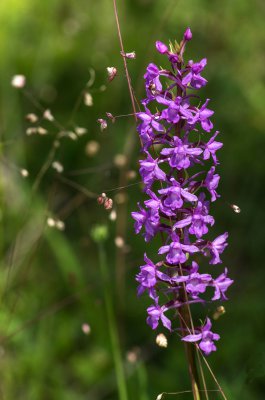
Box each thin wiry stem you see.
[113,0,138,123]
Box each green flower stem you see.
[97,240,128,400]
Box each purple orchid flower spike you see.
[131,28,233,361]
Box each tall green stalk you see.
[92,225,128,400]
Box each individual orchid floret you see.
[136,254,171,300]
[139,153,166,187]
[158,178,197,211]
[158,234,199,265]
[203,131,223,164]
[206,232,229,265]
[147,302,171,331]
[211,268,233,300]
[174,194,214,238]
[182,58,207,89]
[131,203,159,242]
[182,318,220,355]
[204,166,220,201]
[160,136,203,170]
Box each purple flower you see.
[147,302,171,330]
[206,232,229,265]
[132,28,232,356]
[203,131,223,164]
[204,166,220,201]
[131,203,159,242]
[158,234,199,265]
[182,318,220,355]
[156,41,168,54]
[136,254,171,300]
[174,194,214,238]
[137,108,164,133]
[139,153,166,187]
[184,28,192,41]
[182,58,207,89]
[156,95,193,124]
[158,178,197,211]
[212,268,233,300]
[160,137,202,170]
[173,263,212,298]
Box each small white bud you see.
[82,323,91,335]
[231,204,241,214]
[114,154,127,168]
[156,394,163,400]
[26,113,38,123]
[26,127,38,136]
[55,220,65,231]
[85,140,100,156]
[47,217,56,227]
[43,109,54,121]
[156,333,168,348]
[109,210,117,221]
[84,92,93,106]
[37,127,48,135]
[20,169,29,178]
[68,131,77,141]
[115,236,124,248]
[11,74,26,88]
[52,161,64,173]
[75,126,87,136]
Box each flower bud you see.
[184,27,192,41]
[104,198,113,210]
[106,112,116,123]
[107,67,117,82]
[156,41,168,54]
[11,74,26,88]
[25,113,38,123]
[120,51,136,59]
[97,118,107,132]
[97,195,105,205]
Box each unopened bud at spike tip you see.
[184,27,192,41]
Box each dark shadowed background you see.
[0,0,265,399]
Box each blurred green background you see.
[0,0,264,399]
